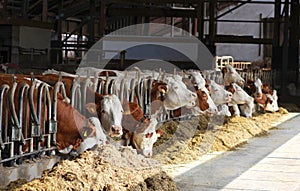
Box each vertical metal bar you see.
[290,0,299,86]
[196,1,204,42]
[0,85,10,150]
[280,0,289,97]
[2,0,7,16]
[209,0,216,54]
[56,0,63,64]
[22,0,28,18]
[259,13,262,56]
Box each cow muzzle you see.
[109,125,123,137]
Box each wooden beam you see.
[42,0,48,22]
[107,7,196,18]
[99,0,106,38]
[0,18,53,29]
[105,0,203,4]
[215,35,273,44]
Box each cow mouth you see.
[225,97,232,103]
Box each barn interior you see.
[1,1,300,189]
[0,0,299,101]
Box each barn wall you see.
[19,26,51,49]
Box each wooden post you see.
[42,0,48,22]
[99,0,106,39]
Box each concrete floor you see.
[164,113,300,191]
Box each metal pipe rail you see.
[0,79,58,167]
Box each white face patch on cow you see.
[100,94,124,138]
[163,75,197,110]
[209,80,232,105]
[254,78,263,99]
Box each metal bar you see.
[280,0,289,98]
[216,0,251,19]
[99,0,106,38]
[9,80,21,141]
[2,0,7,16]
[196,1,204,41]
[22,0,28,18]
[0,85,10,150]
[209,0,217,54]
[214,19,278,23]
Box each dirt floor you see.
[4,107,290,191]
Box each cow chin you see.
[142,149,153,157]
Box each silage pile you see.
[153,108,289,164]
[7,145,179,191]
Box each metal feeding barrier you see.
[0,76,64,167]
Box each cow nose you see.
[111,125,123,135]
[191,101,196,106]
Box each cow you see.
[0,75,97,156]
[222,64,245,86]
[121,101,162,157]
[262,84,279,112]
[226,83,254,117]
[207,80,233,116]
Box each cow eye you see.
[101,110,106,114]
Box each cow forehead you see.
[254,79,262,87]
[101,95,122,110]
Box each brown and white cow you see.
[226,83,254,117]
[122,101,162,157]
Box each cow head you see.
[223,64,245,86]
[86,94,124,138]
[163,75,197,110]
[185,70,206,90]
[208,80,232,105]
[132,117,159,157]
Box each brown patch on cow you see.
[196,89,209,111]
[221,67,227,78]
[151,80,168,102]
[99,71,117,77]
[226,84,235,94]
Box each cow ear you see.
[158,84,167,94]
[85,103,98,115]
[80,126,95,139]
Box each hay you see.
[154,110,289,165]
[6,145,179,191]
